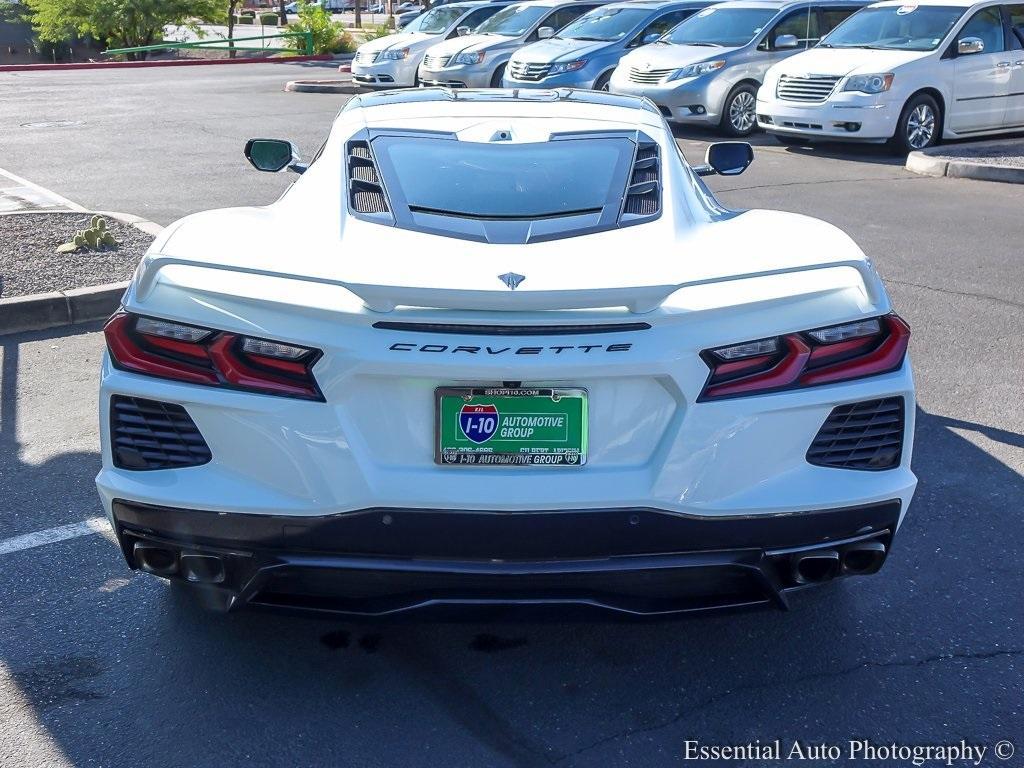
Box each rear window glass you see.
[372,137,634,219]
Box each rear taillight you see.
[699,314,909,400]
[104,313,323,400]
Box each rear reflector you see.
[700,314,909,400]
[104,313,324,400]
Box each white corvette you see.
[96,88,916,617]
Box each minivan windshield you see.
[557,7,651,40]
[662,6,777,46]
[475,4,550,36]
[819,5,966,51]
[415,5,468,33]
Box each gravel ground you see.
[927,139,1024,167]
[0,212,152,298]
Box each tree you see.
[24,0,224,60]
[226,0,239,59]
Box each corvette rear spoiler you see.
[132,254,886,314]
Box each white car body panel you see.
[97,89,916,615]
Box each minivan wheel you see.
[892,93,940,154]
[720,84,758,137]
[490,64,506,88]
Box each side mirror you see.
[642,32,660,44]
[537,26,555,39]
[693,142,754,177]
[457,25,470,35]
[957,36,984,55]
[244,138,304,174]
[774,33,799,49]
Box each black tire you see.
[890,93,940,154]
[719,83,758,137]
[774,134,810,147]
[490,64,506,88]
[593,71,612,91]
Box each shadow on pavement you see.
[0,323,105,539]
[669,123,907,167]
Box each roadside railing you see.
[103,31,315,59]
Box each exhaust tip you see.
[842,541,887,575]
[180,553,226,584]
[791,549,840,585]
[133,542,178,576]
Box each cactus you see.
[57,216,119,254]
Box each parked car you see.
[98,87,916,617]
[503,0,716,90]
[418,0,612,87]
[610,0,870,135]
[353,1,514,86]
[396,10,424,27]
[757,0,1024,151]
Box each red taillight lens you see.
[103,313,323,400]
[699,314,909,400]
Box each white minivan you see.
[756,0,1024,151]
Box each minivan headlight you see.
[842,73,894,94]
[453,51,485,65]
[670,59,726,80]
[549,59,588,74]
[380,47,410,60]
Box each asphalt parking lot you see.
[1,64,1022,767]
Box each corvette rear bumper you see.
[112,499,901,618]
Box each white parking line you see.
[0,517,109,557]
[0,166,87,213]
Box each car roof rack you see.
[344,87,663,115]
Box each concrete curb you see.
[906,144,1024,184]
[0,211,164,337]
[284,79,362,93]
[0,55,332,73]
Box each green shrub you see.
[259,11,278,25]
[363,23,390,41]
[329,30,358,53]
[236,15,254,23]
[287,2,343,54]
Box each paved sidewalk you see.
[0,168,85,213]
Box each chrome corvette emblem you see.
[498,272,526,290]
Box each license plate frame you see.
[434,386,588,467]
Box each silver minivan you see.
[609,0,870,135]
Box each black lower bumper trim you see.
[112,499,901,618]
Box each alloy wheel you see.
[729,91,756,133]
[906,104,935,149]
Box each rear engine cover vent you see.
[621,141,660,221]
[806,397,904,471]
[110,395,212,471]
[346,140,390,215]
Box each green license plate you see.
[435,387,588,467]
